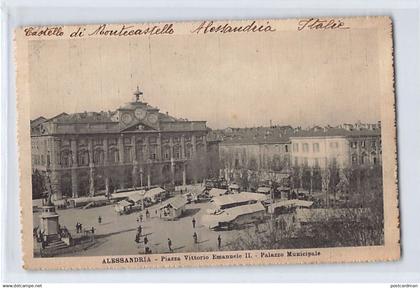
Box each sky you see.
[28,27,381,129]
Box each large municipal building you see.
[30,88,220,200]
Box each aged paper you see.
[15,17,400,270]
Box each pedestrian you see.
[193,232,198,244]
[144,236,148,245]
[146,209,150,219]
[135,233,140,244]
[139,214,143,222]
[136,217,139,222]
[75,222,79,233]
[80,223,83,232]
[168,238,173,252]
[217,235,222,249]
[91,226,95,234]
[192,217,196,229]
[138,225,142,236]
[98,216,102,224]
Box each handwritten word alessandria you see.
[191,21,276,34]
[297,18,350,31]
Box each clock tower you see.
[116,86,160,129]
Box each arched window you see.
[93,149,104,165]
[109,148,119,163]
[163,145,171,160]
[60,150,72,167]
[78,150,89,166]
[173,145,181,159]
[185,143,193,159]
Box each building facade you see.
[290,125,382,169]
[210,123,382,193]
[31,88,218,200]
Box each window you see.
[329,142,338,149]
[78,150,89,166]
[293,143,299,152]
[303,157,308,166]
[174,146,180,159]
[94,138,102,146]
[109,138,117,145]
[94,149,104,164]
[149,146,157,160]
[351,141,357,149]
[361,141,366,148]
[302,143,309,152]
[61,151,72,167]
[371,141,376,148]
[352,155,357,164]
[163,146,170,160]
[313,143,320,152]
[314,158,319,167]
[124,137,131,145]
[124,147,132,162]
[109,149,119,163]
[185,144,193,158]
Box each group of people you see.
[190,217,222,250]
[75,222,96,235]
[136,209,152,223]
[134,223,152,254]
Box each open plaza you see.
[33,185,259,257]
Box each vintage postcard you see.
[15,16,399,270]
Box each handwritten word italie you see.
[297,18,350,31]
[191,21,276,34]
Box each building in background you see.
[290,123,382,169]
[210,122,382,193]
[30,87,219,200]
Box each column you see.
[147,167,151,188]
[310,167,313,194]
[139,166,144,187]
[132,135,138,187]
[145,136,150,162]
[180,135,185,159]
[192,135,197,155]
[71,139,78,198]
[118,135,124,164]
[170,137,175,185]
[132,163,139,187]
[118,135,125,189]
[50,138,62,199]
[103,138,110,196]
[157,134,162,160]
[182,163,187,187]
[88,139,95,197]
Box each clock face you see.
[147,113,158,124]
[134,108,147,120]
[121,113,133,125]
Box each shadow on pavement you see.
[179,208,200,218]
[95,228,137,239]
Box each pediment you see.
[120,121,157,132]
